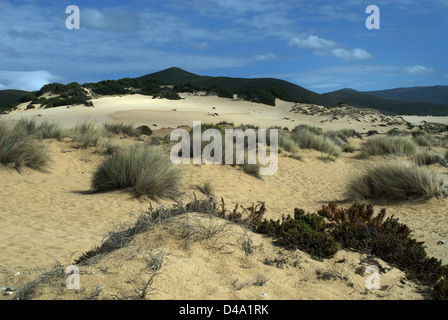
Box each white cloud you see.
[0,71,59,91]
[253,53,277,61]
[402,65,434,74]
[288,35,373,61]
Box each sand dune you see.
[1,94,447,300]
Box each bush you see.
[253,208,339,259]
[345,162,448,201]
[359,136,418,158]
[153,88,181,100]
[91,144,182,199]
[0,120,49,171]
[318,202,448,292]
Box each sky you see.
[0,0,447,93]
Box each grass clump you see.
[71,120,104,149]
[104,122,141,137]
[290,126,341,157]
[0,120,49,171]
[358,136,418,158]
[91,143,182,199]
[412,149,448,168]
[345,162,448,201]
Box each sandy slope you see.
[1,94,447,300]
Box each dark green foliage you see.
[238,88,276,106]
[206,85,233,99]
[173,82,201,93]
[36,82,91,108]
[153,88,181,100]
[253,209,339,259]
[19,92,36,103]
[90,80,131,95]
[318,202,448,298]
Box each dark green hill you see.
[137,67,335,106]
[367,86,448,106]
[0,89,31,112]
[324,88,448,116]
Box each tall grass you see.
[0,120,49,171]
[104,121,140,137]
[358,136,418,158]
[346,162,448,201]
[290,127,341,157]
[91,144,182,199]
[71,120,104,149]
[13,118,66,141]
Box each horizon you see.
[1,0,447,94]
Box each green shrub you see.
[153,88,181,100]
[0,121,48,171]
[359,136,418,158]
[345,162,448,201]
[91,144,182,199]
[318,202,448,294]
[253,208,339,259]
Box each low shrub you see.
[317,202,448,299]
[253,208,339,259]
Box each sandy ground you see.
[1,93,447,300]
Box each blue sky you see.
[1,0,447,93]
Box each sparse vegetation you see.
[358,136,418,158]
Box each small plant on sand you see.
[196,179,215,197]
[358,136,418,158]
[91,143,182,199]
[0,120,49,171]
[345,162,448,201]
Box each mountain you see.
[366,86,448,106]
[0,89,31,112]
[137,67,335,106]
[324,88,448,116]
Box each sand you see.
[0,93,447,300]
